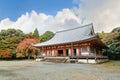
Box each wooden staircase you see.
[42,57,69,63]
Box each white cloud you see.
[73,0,120,32]
[0,18,14,29]
[0,9,81,34]
[0,0,120,34]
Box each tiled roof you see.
[33,23,97,47]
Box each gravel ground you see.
[0,61,119,80]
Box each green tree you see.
[98,31,106,39]
[0,28,25,58]
[33,28,40,39]
[25,32,34,38]
[41,31,54,42]
[100,27,120,60]
[0,29,25,49]
[112,27,120,33]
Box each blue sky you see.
[0,0,73,21]
[0,0,120,34]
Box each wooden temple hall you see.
[33,23,108,63]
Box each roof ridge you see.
[56,23,93,33]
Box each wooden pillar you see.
[54,49,57,56]
[78,47,81,56]
[94,48,97,56]
[50,48,52,56]
[87,46,90,56]
[63,48,66,56]
[48,47,50,56]
[45,47,47,56]
[46,49,48,56]
[94,48,97,63]
[71,43,74,56]
[56,46,58,56]
[41,47,44,56]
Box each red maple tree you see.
[16,38,40,59]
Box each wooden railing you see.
[69,55,108,59]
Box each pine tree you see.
[33,28,40,39]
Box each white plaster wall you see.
[78,59,87,63]
[90,53,94,56]
[52,50,54,56]
[68,49,71,56]
[81,52,89,56]
[88,59,96,63]
[42,53,46,56]
[47,51,49,56]
[78,59,108,63]
[78,59,96,63]
[76,49,79,56]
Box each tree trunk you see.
[28,54,31,59]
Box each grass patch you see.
[100,60,120,67]
[94,60,120,70]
